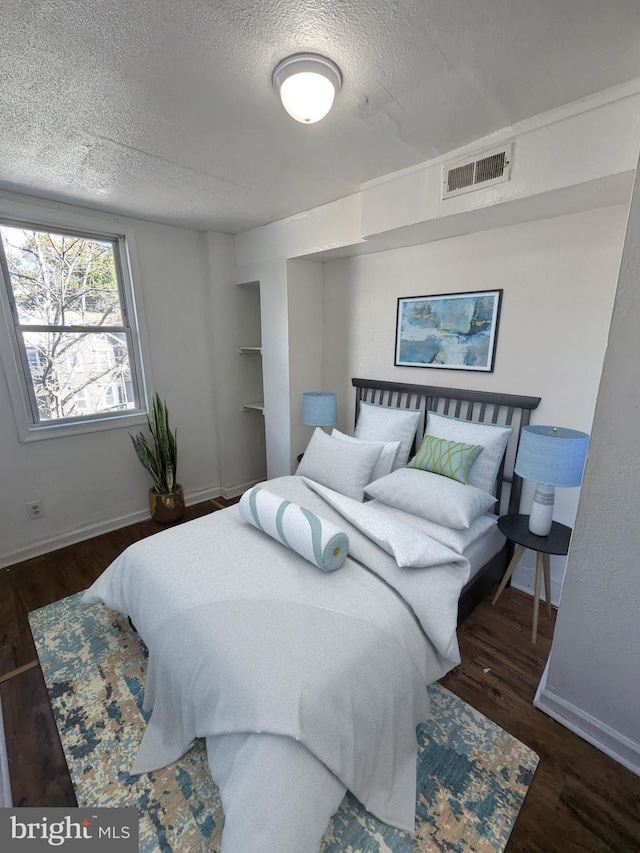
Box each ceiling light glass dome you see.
[272,53,342,124]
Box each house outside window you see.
[0,215,149,440]
[74,387,89,412]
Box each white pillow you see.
[331,429,401,480]
[354,401,421,468]
[426,412,513,494]
[364,467,496,529]
[366,500,497,554]
[296,428,382,501]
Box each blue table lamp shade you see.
[302,392,337,428]
[514,425,589,536]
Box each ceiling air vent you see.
[442,143,513,199]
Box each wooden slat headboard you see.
[352,377,541,516]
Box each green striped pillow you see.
[407,434,483,484]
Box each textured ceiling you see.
[1,0,639,233]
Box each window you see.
[74,388,89,412]
[0,218,147,440]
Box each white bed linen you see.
[465,521,507,582]
[203,523,504,853]
[361,500,506,582]
[81,475,471,852]
[363,501,498,554]
[205,732,347,853]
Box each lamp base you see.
[529,483,555,536]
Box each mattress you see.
[465,519,506,580]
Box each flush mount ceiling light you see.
[272,53,342,124]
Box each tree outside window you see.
[0,224,143,425]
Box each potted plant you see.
[131,393,185,524]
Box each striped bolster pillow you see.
[238,486,349,572]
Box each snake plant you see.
[131,393,178,494]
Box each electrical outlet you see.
[27,500,43,520]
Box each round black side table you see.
[492,514,572,644]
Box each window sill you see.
[18,410,149,442]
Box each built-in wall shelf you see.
[231,270,268,482]
[237,281,266,477]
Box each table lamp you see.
[302,391,337,429]
[514,424,589,536]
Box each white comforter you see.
[81,475,470,852]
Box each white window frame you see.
[0,201,152,442]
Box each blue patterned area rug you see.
[29,593,538,853]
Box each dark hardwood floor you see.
[443,595,640,853]
[2,503,639,851]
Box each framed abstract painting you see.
[395,289,503,371]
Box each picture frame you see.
[395,289,503,372]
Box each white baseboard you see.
[0,695,12,807]
[534,662,640,777]
[220,477,264,500]
[185,485,223,505]
[0,484,223,569]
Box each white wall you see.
[534,151,640,776]
[234,85,638,500]
[360,89,640,240]
[0,192,229,566]
[251,259,292,480]
[287,260,325,466]
[206,233,267,495]
[236,193,363,267]
[322,205,628,599]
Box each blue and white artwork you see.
[395,290,502,371]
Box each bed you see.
[81,377,540,853]
[350,378,541,621]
